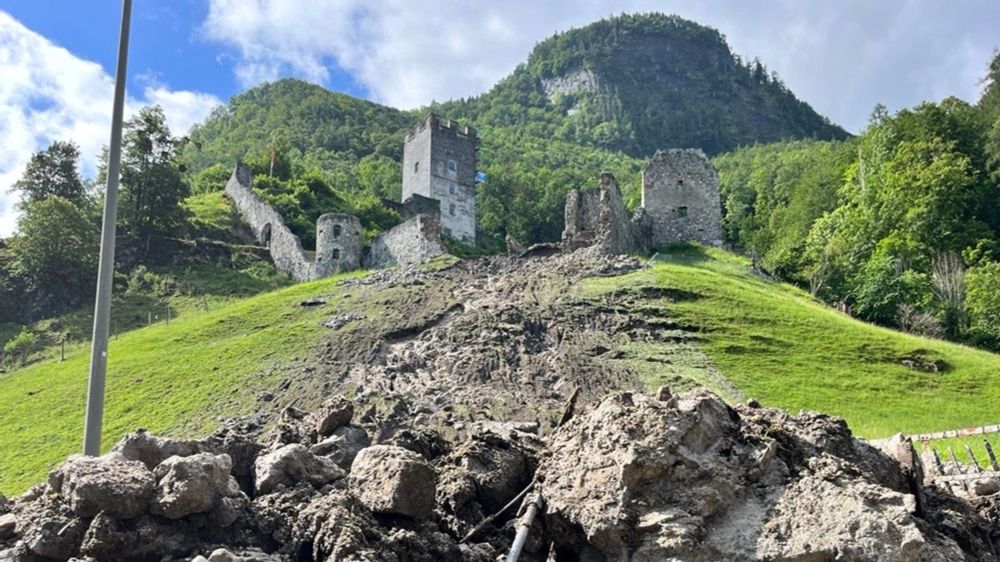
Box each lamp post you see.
[83,0,132,456]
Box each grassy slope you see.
[2,246,998,493]
[0,271,360,494]
[585,246,1000,454]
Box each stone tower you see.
[402,114,478,242]
[642,149,723,248]
[314,213,363,276]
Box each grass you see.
[0,270,362,495]
[584,245,1000,443]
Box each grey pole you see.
[83,0,132,456]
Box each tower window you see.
[414,161,419,174]
[333,224,342,237]
[677,179,684,186]
[332,249,341,260]
[449,204,456,216]
[448,159,457,173]
[677,206,688,218]
[449,184,456,195]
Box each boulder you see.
[49,453,155,519]
[254,444,345,495]
[313,396,354,437]
[152,453,236,519]
[349,445,437,520]
[112,430,201,469]
[18,493,86,560]
[0,514,15,539]
[309,425,369,469]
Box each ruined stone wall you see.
[366,215,446,269]
[314,214,363,276]
[642,149,723,248]
[225,163,316,282]
[381,194,441,222]
[562,172,643,255]
[401,114,478,242]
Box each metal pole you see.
[83,0,132,457]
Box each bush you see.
[3,328,38,366]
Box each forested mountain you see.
[434,13,847,156]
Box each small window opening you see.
[414,161,420,174]
[332,249,341,260]
[449,204,456,216]
[677,206,688,218]
[677,179,684,186]
[449,184,456,195]
[447,159,457,173]
[333,224,342,237]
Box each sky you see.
[1,0,998,237]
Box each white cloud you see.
[0,11,222,237]
[202,0,1000,132]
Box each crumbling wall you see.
[314,214,363,276]
[225,163,315,282]
[381,194,441,222]
[562,172,644,255]
[642,149,723,248]
[365,214,446,269]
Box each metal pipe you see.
[83,0,132,456]
[505,494,543,562]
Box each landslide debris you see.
[1,388,997,561]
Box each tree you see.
[9,197,99,314]
[12,141,87,205]
[118,106,190,250]
[930,253,967,338]
[966,261,1000,345]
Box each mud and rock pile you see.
[1,387,998,561]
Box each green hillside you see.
[2,247,998,495]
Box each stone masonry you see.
[365,215,445,269]
[225,163,443,280]
[402,114,478,243]
[225,163,322,282]
[561,149,723,256]
[642,149,723,247]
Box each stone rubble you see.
[0,386,995,561]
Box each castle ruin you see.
[225,163,445,281]
[561,148,723,255]
[641,149,723,247]
[402,114,478,243]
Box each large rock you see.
[0,514,15,539]
[112,430,201,469]
[48,453,155,519]
[254,444,345,495]
[16,493,87,560]
[349,445,437,520]
[757,456,964,561]
[539,390,979,561]
[152,453,236,519]
[313,396,354,437]
[310,425,370,469]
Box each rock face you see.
[349,445,437,520]
[48,453,155,519]
[254,444,345,495]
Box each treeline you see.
[716,52,1000,349]
[2,107,194,327]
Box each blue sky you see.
[1,0,999,235]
